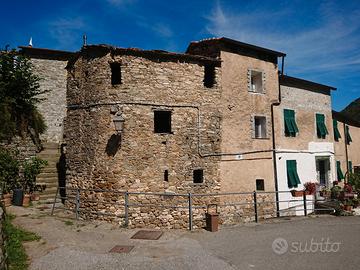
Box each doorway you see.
[316,157,330,186]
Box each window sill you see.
[155,132,173,135]
[189,183,205,186]
[248,91,265,95]
[253,137,270,140]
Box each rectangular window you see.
[249,70,263,93]
[333,120,341,141]
[254,116,266,138]
[284,109,299,137]
[336,161,344,181]
[256,179,265,191]
[154,111,172,133]
[110,63,121,85]
[203,65,215,88]
[316,113,328,139]
[287,160,301,188]
[349,161,353,174]
[345,125,352,145]
[193,169,204,184]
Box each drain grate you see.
[130,230,163,240]
[109,245,134,254]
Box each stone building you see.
[332,111,360,178]
[64,38,286,227]
[274,75,336,214]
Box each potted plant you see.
[304,182,316,195]
[22,157,47,206]
[290,190,304,197]
[339,183,354,201]
[0,148,20,206]
[331,185,341,200]
[319,186,331,198]
[352,198,359,208]
[343,199,353,211]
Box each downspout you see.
[272,58,284,217]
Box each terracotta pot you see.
[30,193,40,201]
[291,190,304,197]
[2,193,12,207]
[22,194,31,207]
[344,205,352,211]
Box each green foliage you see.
[342,98,360,122]
[3,214,41,270]
[330,185,341,199]
[0,147,20,193]
[348,173,360,192]
[0,50,47,141]
[23,157,47,193]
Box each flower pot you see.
[12,189,24,206]
[291,190,304,197]
[22,194,30,207]
[344,205,352,211]
[2,193,12,207]
[30,193,40,201]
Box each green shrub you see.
[0,148,19,193]
[23,157,48,193]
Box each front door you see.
[316,157,330,186]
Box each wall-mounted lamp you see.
[113,113,125,134]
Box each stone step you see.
[36,155,60,161]
[42,142,60,149]
[37,172,58,178]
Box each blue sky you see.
[1,0,359,111]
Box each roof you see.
[69,44,221,67]
[18,46,75,61]
[332,110,360,128]
[186,37,286,63]
[280,75,336,92]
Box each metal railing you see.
[51,187,335,230]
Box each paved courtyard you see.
[9,206,360,270]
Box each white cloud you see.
[206,2,360,77]
[48,17,87,49]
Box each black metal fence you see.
[51,187,334,230]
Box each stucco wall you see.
[218,51,279,194]
[31,58,67,143]
[334,121,360,175]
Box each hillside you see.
[342,97,360,122]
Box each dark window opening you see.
[164,170,169,182]
[256,179,265,191]
[204,65,215,88]
[254,116,267,138]
[154,111,172,133]
[193,169,204,184]
[111,63,122,85]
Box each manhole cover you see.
[131,230,163,240]
[109,245,134,254]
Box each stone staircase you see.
[36,142,60,203]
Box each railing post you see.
[75,188,80,220]
[188,193,193,231]
[303,191,307,216]
[124,192,129,227]
[253,191,258,223]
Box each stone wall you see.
[64,47,223,228]
[0,136,37,160]
[0,206,8,270]
[30,58,68,143]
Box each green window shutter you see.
[336,161,344,181]
[333,120,341,141]
[284,109,298,137]
[287,160,301,188]
[346,125,352,144]
[349,161,353,173]
[316,113,328,139]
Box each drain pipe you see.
[344,122,349,182]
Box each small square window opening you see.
[254,116,266,138]
[193,169,204,184]
[250,70,263,93]
[154,111,172,133]
[204,65,215,88]
[111,63,122,85]
[256,179,265,191]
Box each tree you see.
[0,50,47,145]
